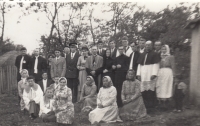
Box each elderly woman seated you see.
[52,77,74,126]
[39,87,56,122]
[119,70,147,121]
[89,76,122,124]
[23,76,43,120]
[79,76,97,111]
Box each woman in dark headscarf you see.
[120,70,147,121]
[97,49,114,87]
[80,76,97,110]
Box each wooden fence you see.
[0,66,18,95]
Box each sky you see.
[1,0,197,53]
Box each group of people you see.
[15,36,187,125]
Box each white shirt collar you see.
[56,56,60,59]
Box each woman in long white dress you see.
[89,76,122,124]
[156,45,175,108]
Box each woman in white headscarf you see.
[156,45,175,109]
[89,76,122,124]
[18,69,29,111]
[52,77,74,125]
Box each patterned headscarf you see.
[58,77,68,89]
[103,76,113,87]
[161,45,170,56]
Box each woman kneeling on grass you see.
[79,76,97,112]
[89,76,122,124]
[120,70,147,121]
[39,87,56,122]
[52,77,74,126]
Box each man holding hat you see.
[15,47,31,82]
[136,40,161,111]
[97,40,106,57]
[66,42,80,103]
[50,48,66,79]
[120,36,132,57]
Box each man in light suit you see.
[38,72,53,93]
[15,47,31,82]
[30,49,47,83]
[50,48,66,79]
[85,46,103,91]
[66,42,80,103]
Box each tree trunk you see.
[89,18,95,45]
[0,3,5,54]
[46,2,58,57]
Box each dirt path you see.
[0,95,200,126]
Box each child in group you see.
[18,69,29,112]
[39,87,56,122]
[173,75,187,112]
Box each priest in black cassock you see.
[136,41,161,111]
[112,46,129,107]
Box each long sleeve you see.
[97,88,101,105]
[15,56,18,68]
[136,64,141,76]
[33,85,43,104]
[80,85,85,100]
[50,62,54,78]
[61,59,66,77]
[39,97,51,116]
[121,82,126,102]
[77,57,81,70]
[18,81,23,98]
[42,58,48,72]
[170,56,175,76]
[102,87,117,107]
[85,85,97,98]
[152,63,159,76]
[130,81,141,101]
[66,88,73,108]
[23,89,30,106]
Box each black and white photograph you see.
[0,0,199,125]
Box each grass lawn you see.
[0,94,200,126]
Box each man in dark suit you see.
[30,49,47,83]
[38,72,53,93]
[109,40,118,59]
[66,42,80,103]
[129,42,140,72]
[15,47,31,82]
[97,40,106,57]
